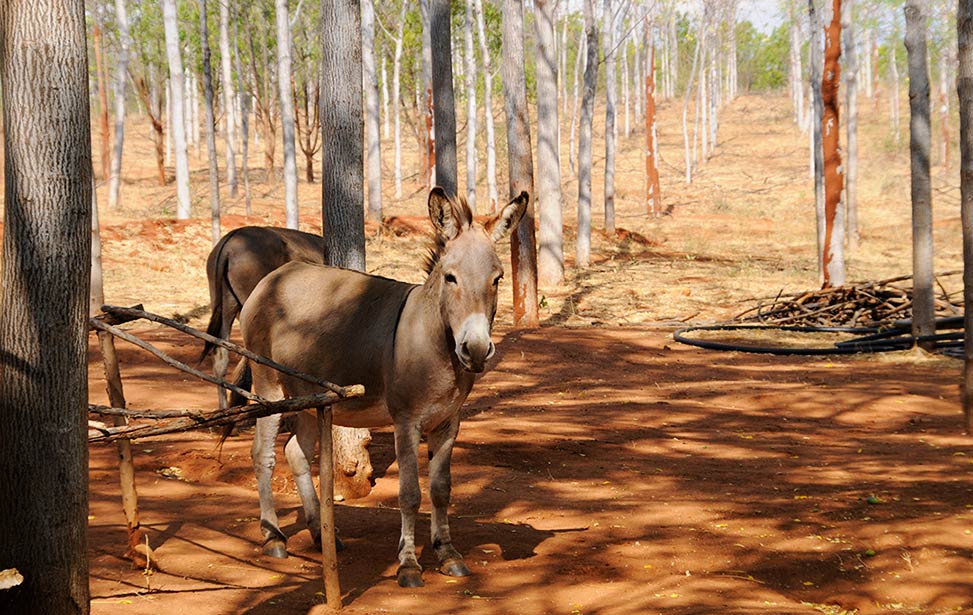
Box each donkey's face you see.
[428,188,528,373]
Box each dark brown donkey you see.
[201,226,325,408]
[238,187,527,587]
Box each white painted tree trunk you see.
[275,0,299,228]
[162,0,192,219]
[473,0,498,211]
[535,0,563,287]
[362,0,382,221]
[219,0,238,197]
[464,0,478,210]
[108,0,130,210]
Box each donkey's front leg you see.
[428,416,471,578]
[252,414,288,558]
[393,423,424,587]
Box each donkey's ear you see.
[485,191,528,243]
[428,186,467,239]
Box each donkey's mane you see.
[421,194,473,275]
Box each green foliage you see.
[736,21,788,92]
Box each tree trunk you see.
[464,0,478,210]
[382,56,390,139]
[535,0,563,288]
[569,26,586,176]
[622,36,631,138]
[683,30,701,183]
[363,0,383,221]
[905,0,935,350]
[162,0,192,219]
[842,0,860,249]
[958,0,973,432]
[276,0,299,229]
[0,0,92,610]
[201,0,221,245]
[321,0,374,499]
[603,0,617,233]
[421,0,436,190]
[501,0,539,326]
[392,1,407,198]
[473,0,498,211]
[220,0,238,197]
[577,0,599,268]
[820,0,845,287]
[645,25,661,217]
[430,0,459,198]
[809,0,826,281]
[941,53,951,175]
[108,0,131,210]
[93,20,111,180]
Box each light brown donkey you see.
[238,187,527,587]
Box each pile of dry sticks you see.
[733,271,962,329]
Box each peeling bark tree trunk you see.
[502,0,539,326]
[162,0,192,219]
[320,0,373,499]
[842,0,860,249]
[820,0,845,287]
[576,0,599,268]
[108,0,130,210]
[473,0,498,211]
[276,0,299,229]
[0,0,92,610]
[363,0,382,221]
[645,25,661,217]
[201,0,221,245]
[958,0,973,432]
[904,0,935,350]
[430,0,458,198]
[535,0,563,287]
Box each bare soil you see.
[85,94,973,615]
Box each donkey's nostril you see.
[485,342,496,361]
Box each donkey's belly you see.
[330,395,394,429]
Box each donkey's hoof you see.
[439,558,472,578]
[262,539,288,559]
[396,566,424,588]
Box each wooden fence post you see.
[318,405,341,609]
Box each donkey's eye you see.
[445,273,457,285]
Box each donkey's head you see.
[426,187,528,373]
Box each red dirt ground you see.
[88,328,973,615]
[81,91,973,614]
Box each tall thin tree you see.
[464,0,479,211]
[162,0,192,219]
[474,0,499,211]
[958,0,973,432]
[502,0,539,326]
[603,0,618,233]
[820,0,845,287]
[431,0,459,198]
[535,0,564,287]
[363,0,383,221]
[0,0,92,610]
[843,0,861,249]
[577,0,599,268]
[201,0,221,244]
[276,0,299,229]
[905,0,935,349]
[108,0,131,210]
[219,0,238,197]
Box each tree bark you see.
[276,0,299,229]
[430,0,459,198]
[162,0,192,219]
[363,0,383,221]
[464,0,478,211]
[603,0,617,233]
[958,0,973,432]
[201,0,221,245]
[820,0,845,287]
[809,0,826,281]
[321,0,374,498]
[0,0,92,610]
[535,0,564,288]
[842,0,860,249]
[473,0,499,211]
[576,0,599,268]
[502,0,539,326]
[905,0,935,350]
[645,25,661,217]
[220,0,238,197]
[108,0,131,210]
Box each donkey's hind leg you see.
[251,387,288,558]
[285,411,343,552]
[428,416,471,578]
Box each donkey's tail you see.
[200,230,237,363]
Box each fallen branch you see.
[87,389,363,443]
